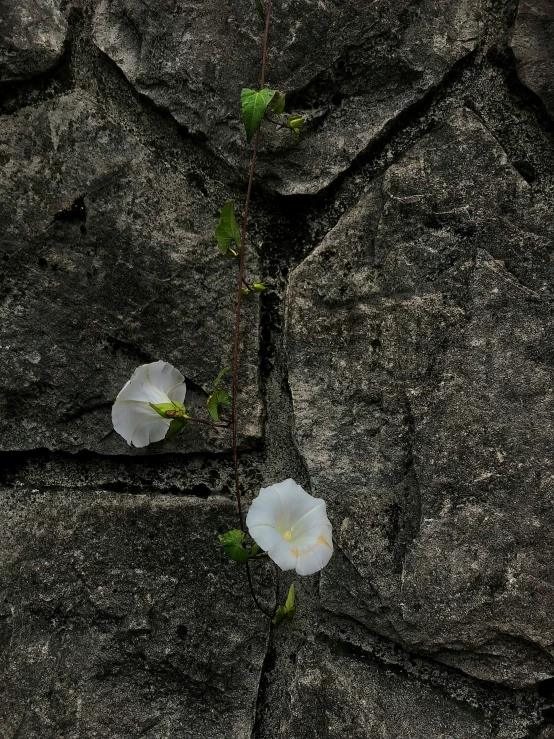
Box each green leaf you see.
[165,418,186,440]
[219,529,249,564]
[207,388,231,421]
[273,584,296,626]
[241,88,278,143]
[253,0,265,21]
[214,367,230,388]
[288,115,304,134]
[272,92,286,115]
[242,286,250,295]
[215,200,241,255]
[252,282,267,292]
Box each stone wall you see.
[1,0,554,736]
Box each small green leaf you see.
[214,367,230,388]
[241,88,278,143]
[250,543,262,558]
[252,282,267,292]
[165,418,186,440]
[272,92,286,115]
[242,286,250,295]
[219,529,250,564]
[207,388,231,421]
[215,200,241,255]
[288,115,304,134]
[253,0,265,21]
[273,584,296,626]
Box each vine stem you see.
[231,0,274,619]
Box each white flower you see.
[112,361,186,448]
[246,479,333,576]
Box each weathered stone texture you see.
[0,490,273,738]
[512,0,554,119]
[283,642,489,738]
[0,0,68,81]
[286,108,554,686]
[0,91,261,453]
[91,0,481,195]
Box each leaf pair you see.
[273,584,295,626]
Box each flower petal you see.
[271,478,323,531]
[294,528,334,575]
[147,360,187,403]
[246,486,283,530]
[267,538,297,571]
[131,417,170,447]
[248,524,283,552]
[291,501,330,538]
[112,400,170,447]
[116,363,170,405]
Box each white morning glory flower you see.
[246,479,333,576]
[112,361,186,448]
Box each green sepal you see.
[250,543,262,558]
[253,0,265,21]
[215,200,242,256]
[272,92,286,115]
[252,282,267,292]
[288,115,304,134]
[273,584,296,626]
[219,529,250,564]
[207,387,231,422]
[241,88,278,143]
[165,418,186,440]
[150,401,186,419]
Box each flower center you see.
[283,530,293,541]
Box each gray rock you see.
[282,642,489,738]
[512,0,554,119]
[0,0,68,81]
[91,0,481,195]
[0,91,261,453]
[0,489,273,738]
[286,108,554,686]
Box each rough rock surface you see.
[0,0,68,81]
[283,642,489,738]
[286,108,554,687]
[512,0,554,119]
[91,0,481,195]
[2,0,554,735]
[0,90,261,454]
[0,490,273,738]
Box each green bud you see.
[273,584,296,626]
[242,286,250,295]
[252,282,267,292]
[150,401,186,419]
[288,115,304,134]
[272,92,286,115]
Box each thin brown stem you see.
[230,0,274,619]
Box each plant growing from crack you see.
[112,0,332,624]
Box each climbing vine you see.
[111,0,332,624]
